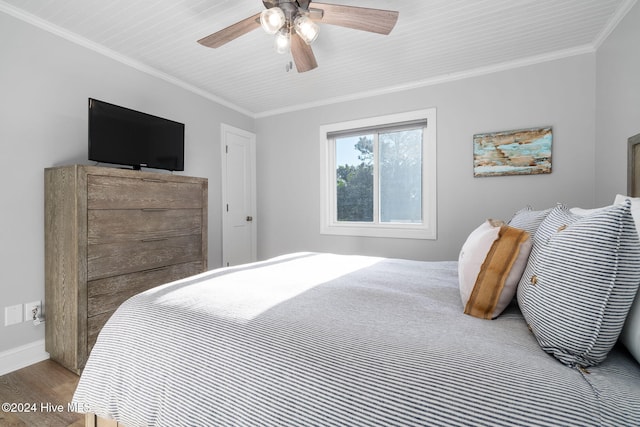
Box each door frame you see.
[220,123,257,266]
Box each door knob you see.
[246,216,253,222]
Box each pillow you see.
[614,194,640,364]
[622,293,640,364]
[459,219,532,320]
[517,201,640,367]
[614,194,640,231]
[517,204,580,313]
[508,206,551,237]
[569,206,611,216]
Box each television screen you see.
[88,98,185,171]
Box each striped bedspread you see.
[72,253,640,426]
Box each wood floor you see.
[0,360,84,427]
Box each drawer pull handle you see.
[141,208,169,212]
[142,178,167,183]
[141,238,169,243]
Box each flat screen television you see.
[88,98,185,171]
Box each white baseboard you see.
[0,340,49,376]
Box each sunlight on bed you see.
[151,253,382,322]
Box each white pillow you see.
[614,194,640,364]
[459,219,532,319]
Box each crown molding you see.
[592,0,637,49]
[255,45,595,118]
[0,1,255,118]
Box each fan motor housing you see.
[263,0,311,11]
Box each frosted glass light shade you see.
[260,8,286,34]
[294,15,319,44]
[275,30,291,54]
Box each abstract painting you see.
[473,127,552,177]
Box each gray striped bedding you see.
[72,253,640,426]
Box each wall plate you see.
[25,301,41,322]
[4,305,22,326]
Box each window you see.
[320,109,437,239]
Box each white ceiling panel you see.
[0,0,635,116]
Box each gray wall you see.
[256,54,597,262]
[595,2,640,206]
[0,12,253,353]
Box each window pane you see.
[336,135,374,222]
[379,129,423,223]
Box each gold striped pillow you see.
[459,220,531,319]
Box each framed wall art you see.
[473,127,552,177]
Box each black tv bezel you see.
[88,98,185,172]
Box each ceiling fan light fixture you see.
[294,15,319,45]
[260,7,286,34]
[274,29,291,54]
[198,2,399,73]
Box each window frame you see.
[319,108,437,239]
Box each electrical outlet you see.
[25,301,41,322]
[4,305,22,326]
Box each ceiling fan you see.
[197,0,399,73]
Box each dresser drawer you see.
[88,208,202,244]
[88,174,204,209]
[88,260,204,317]
[87,235,202,280]
[86,261,204,352]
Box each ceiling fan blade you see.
[311,2,398,35]
[291,33,318,73]
[198,13,261,48]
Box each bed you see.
[73,229,640,427]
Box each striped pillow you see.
[508,206,552,237]
[459,220,532,319]
[517,201,640,367]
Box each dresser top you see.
[45,164,207,184]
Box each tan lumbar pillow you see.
[459,219,532,319]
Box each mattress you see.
[72,253,640,426]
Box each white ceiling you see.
[1,0,636,117]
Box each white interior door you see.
[221,124,257,267]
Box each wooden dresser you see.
[45,165,208,373]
